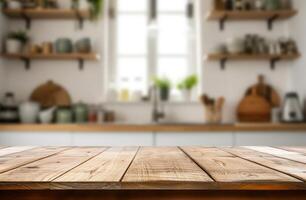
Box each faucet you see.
[150,85,165,123]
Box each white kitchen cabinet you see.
[234,132,306,146]
[155,132,234,146]
[0,132,72,146]
[71,132,154,146]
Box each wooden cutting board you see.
[30,81,72,108]
[237,88,271,122]
[245,75,281,108]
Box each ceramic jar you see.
[55,38,73,53]
[226,38,245,54]
[75,38,92,53]
[55,107,73,124]
[19,102,40,124]
[73,103,88,123]
[39,107,56,124]
[6,0,22,9]
[265,0,281,10]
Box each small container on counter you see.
[0,92,19,123]
[73,102,88,123]
[55,107,73,124]
[88,105,98,123]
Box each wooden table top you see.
[0,146,306,190]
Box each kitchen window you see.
[105,0,198,101]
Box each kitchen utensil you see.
[73,103,88,123]
[19,101,40,124]
[55,38,73,53]
[39,107,56,124]
[237,88,271,122]
[281,92,304,123]
[30,81,72,108]
[55,107,73,124]
[0,92,19,123]
[75,38,92,53]
[245,75,281,108]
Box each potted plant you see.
[5,31,29,54]
[72,0,103,20]
[154,77,171,101]
[177,75,198,102]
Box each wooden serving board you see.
[0,146,305,200]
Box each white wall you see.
[290,0,306,101]
[0,0,303,123]
[0,4,6,97]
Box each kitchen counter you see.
[0,123,306,132]
[0,146,306,200]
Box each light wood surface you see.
[279,147,306,154]
[182,147,298,182]
[0,146,36,157]
[0,147,305,191]
[55,147,138,182]
[1,123,306,133]
[122,147,213,183]
[3,9,90,19]
[207,10,297,20]
[0,147,106,182]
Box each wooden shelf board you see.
[1,123,306,133]
[207,10,298,20]
[3,9,90,19]
[205,53,301,61]
[1,53,100,61]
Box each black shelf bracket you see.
[78,59,85,70]
[270,57,280,70]
[21,13,31,29]
[219,15,228,31]
[220,58,227,70]
[267,14,279,31]
[76,11,85,30]
[21,57,31,70]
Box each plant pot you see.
[181,89,192,102]
[6,0,22,9]
[5,39,22,54]
[160,88,170,101]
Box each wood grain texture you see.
[223,147,306,181]
[182,147,298,183]
[0,146,36,157]
[279,147,306,154]
[245,147,306,164]
[55,147,138,182]
[0,147,68,174]
[122,147,213,182]
[0,147,106,182]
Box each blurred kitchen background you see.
[0,0,306,146]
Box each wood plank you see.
[279,147,306,154]
[205,53,300,61]
[122,147,213,183]
[55,147,138,183]
[182,147,298,183]
[223,147,306,182]
[207,10,298,20]
[0,147,68,174]
[0,146,36,157]
[0,147,106,182]
[245,147,306,164]
[1,53,100,61]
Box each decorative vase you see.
[6,39,22,54]
[19,102,40,124]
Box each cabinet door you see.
[235,132,306,146]
[71,132,154,146]
[0,132,72,146]
[155,132,234,146]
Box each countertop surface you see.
[0,146,306,190]
[1,123,306,132]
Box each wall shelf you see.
[1,53,100,70]
[205,53,301,70]
[2,9,90,29]
[206,10,298,31]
